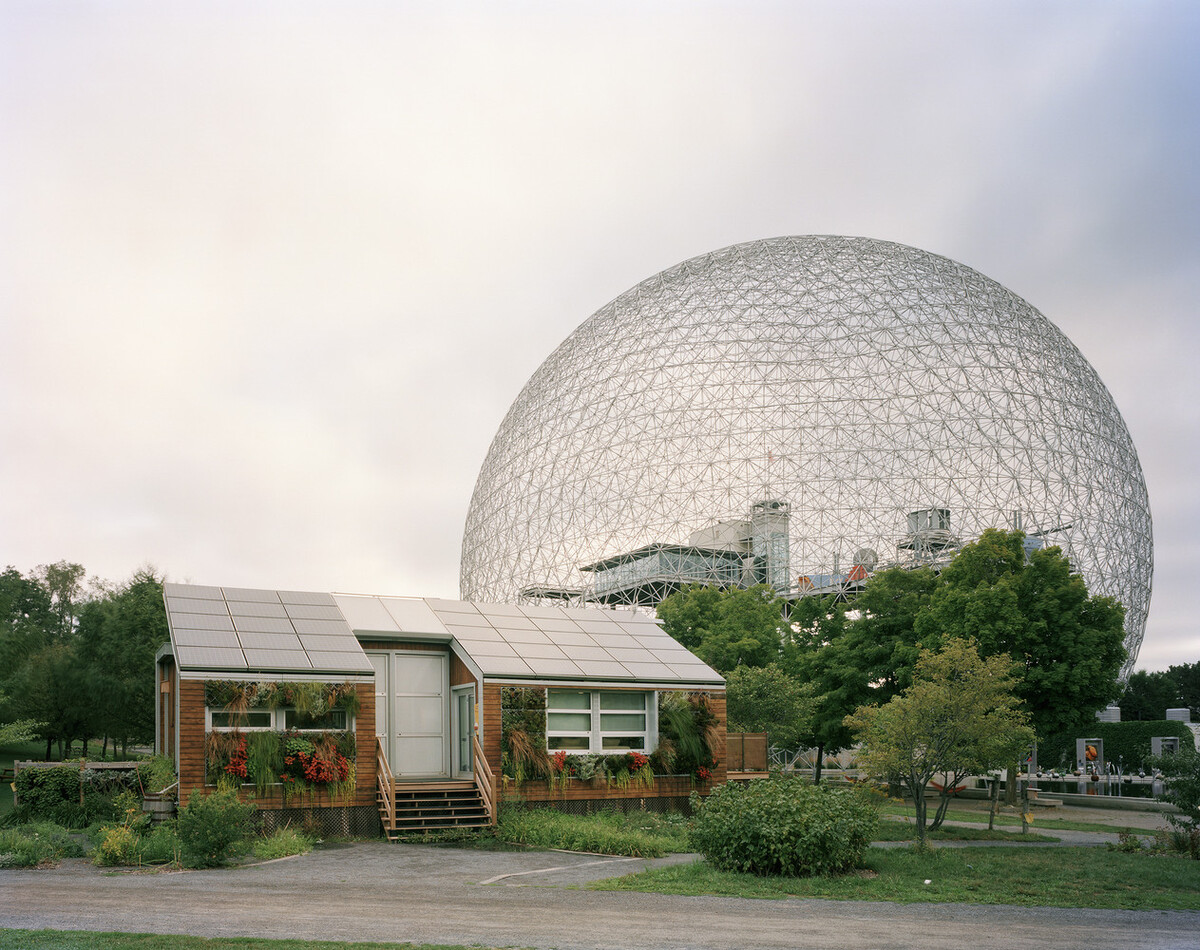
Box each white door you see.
[390,652,449,778]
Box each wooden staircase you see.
[376,738,496,841]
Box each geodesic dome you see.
[460,236,1152,674]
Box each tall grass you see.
[495,805,688,857]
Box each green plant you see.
[137,755,177,797]
[496,804,688,856]
[252,827,315,861]
[175,782,254,867]
[138,822,183,865]
[0,821,84,868]
[658,691,720,778]
[245,731,284,795]
[690,778,878,876]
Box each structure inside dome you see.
[460,236,1153,675]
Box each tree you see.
[792,568,936,776]
[914,530,1126,739]
[846,638,1034,847]
[724,664,815,752]
[657,584,787,673]
[798,530,1125,779]
[33,561,87,643]
[1120,670,1182,721]
[1168,661,1200,721]
[75,569,170,753]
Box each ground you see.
[2,809,1198,950]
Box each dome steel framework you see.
[460,236,1152,674]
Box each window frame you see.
[205,707,353,734]
[546,689,655,754]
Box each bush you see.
[138,755,177,796]
[690,778,878,876]
[176,783,254,867]
[0,821,85,868]
[13,764,140,827]
[252,827,315,861]
[139,823,183,865]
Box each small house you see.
[156,583,726,837]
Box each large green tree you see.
[657,583,787,673]
[797,530,1126,770]
[724,663,814,752]
[75,569,170,753]
[846,638,1034,847]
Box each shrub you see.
[138,823,183,866]
[0,822,84,868]
[138,755,177,796]
[13,764,140,827]
[176,783,254,867]
[94,823,141,866]
[690,778,878,876]
[252,827,315,861]
[495,804,683,856]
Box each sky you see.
[1,1,1196,673]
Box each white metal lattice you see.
[460,236,1153,675]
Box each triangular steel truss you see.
[460,236,1153,676]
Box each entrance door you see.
[453,686,475,779]
[369,651,449,778]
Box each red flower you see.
[695,766,712,781]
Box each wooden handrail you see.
[376,738,394,827]
[472,732,496,825]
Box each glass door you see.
[454,686,475,779]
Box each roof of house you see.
[162,583,724,687]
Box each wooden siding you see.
[179,680,376,810]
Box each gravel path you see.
[3,832,1198,950]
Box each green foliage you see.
[0,821,85,868]
[796,530,1126,759]
[252,827,315,861]
[846,638,1035,844]
[1149,745,1200,840]
[13,764,140,827]
[689,778,877,876]
[246,731,284,795]
[137,755,177,796]
[499,687,549,782]
[1039,720,1195,772]
[175,783,254,867]
[725,663,814,751]
[657,691,719,777]
[74,570,169,750]
[657,584,787,672]
[496,804,687,856]
[203,680,361,718]
[1121,662,1200,721]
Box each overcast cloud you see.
[2,1,1196,671]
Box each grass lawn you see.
[593,846,1200,910]
[0,934,498,950]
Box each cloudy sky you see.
[2,1,1196,672]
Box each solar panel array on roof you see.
[164,584,374,675]
[331,593,723,686]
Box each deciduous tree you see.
[846,638,1034,847]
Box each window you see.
[207,708,351,732]
[284,708,348,731]
[547,689,652,753]
[209,710,273,730]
